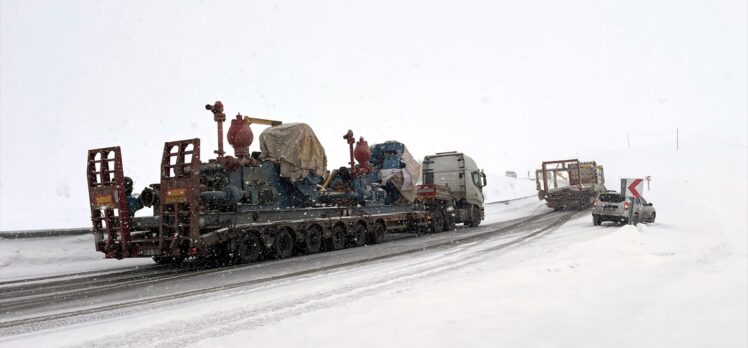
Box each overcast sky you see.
[1,0,746,230]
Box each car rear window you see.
[599,193,624,203]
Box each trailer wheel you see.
[351,223,367,247]
[329,224,346,250]
[304,225,323,254]
[274,229,295,259]
[370,220,386,244]
[238,233,263,263]
[444,211,456,231]
[430,210,444,233]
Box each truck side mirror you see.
[481,170,487,187]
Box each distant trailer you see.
[535,159,606,211]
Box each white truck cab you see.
[422,152,486,226]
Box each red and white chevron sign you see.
[623,178,644,198]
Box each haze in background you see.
[1,0,746,230]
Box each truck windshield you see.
[598,194,624,203]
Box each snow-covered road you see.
[0,201,559,334]
[1,144,745,347]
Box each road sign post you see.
[621,178,644,225]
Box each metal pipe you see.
[343,130,355,172]
[206,101,226,158]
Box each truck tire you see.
[444,212,456,231]
[430,210,444,233]
[371,220,386,244]
[467,205,481,227]
[329,224,346,250]
[351,223,367,247]
[274,229,295,259]
[304,225,323,254]
[238,233,263,263]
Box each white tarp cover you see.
[259,123,327,182]
[378,144,421,202]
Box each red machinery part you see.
[227,115,253,157]
[354,137,371,165]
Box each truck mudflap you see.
[86,147,132,259]
[159,139,201,258]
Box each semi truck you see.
[86,101,488,264]
[420,152,486,227]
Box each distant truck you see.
[419,152,487,227]
[536,159,605,211]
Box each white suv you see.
[592,192,656,225]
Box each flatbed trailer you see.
[86,103,479,264]
[88,142,440,263]
[535,159,605,211]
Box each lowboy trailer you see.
[87,101,487,264]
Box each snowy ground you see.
[484,174,538,202]
[1,142,746,347]
[0,235,154,281]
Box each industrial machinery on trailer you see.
[535,159,605,211]
[86,101,487,263]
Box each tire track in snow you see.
[0,212,567,336]
[71,212,576,348]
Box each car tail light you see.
[623,201,630,210]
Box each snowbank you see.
[483,173,538,202]
[0,235,153,281]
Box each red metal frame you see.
[540,159,582,198]
[159,139,201,257]
[416,184,452,201]
[86,147,131,259]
